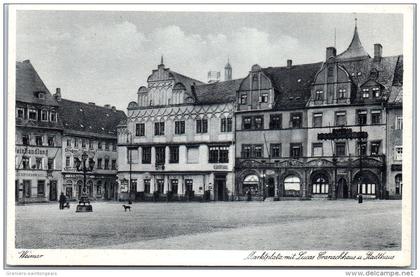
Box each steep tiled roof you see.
[388,86,403,104]
[195,79,242,104]
[336,26,370,61]
[169,70,205,98]
[262,62,323,109]
[58,99,126,138]
[16,60,59,106]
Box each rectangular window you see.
[357,141,368,156]
[136,123,145,136]
[312,143,323,157]
[127,148,139,164]
[154,122,165,136]
[291,113,302,128]
[396,116,403,130]
[112,143,117,151]
[370,141,381,156]
[362,88,370,98]
[372,87,381,98]
[50,112,57,122]
[241,144,263,158]
[66,139,71,147]
[242,145,252,158]
[335,142,346,156]
[22,156,30,169]
[270,144,281,158]
[65,156,70,167]
[240,94,247,105]
[357,110,367,125]
[47,158,54,170]
[28,109,37,120]
[315,90,324,100]
[22,135,30,146]
[394,146,403,160]
[187,146,199,163]
[254,116,264,129]
[335,111,347,126]
[260,93,268,103]
[169,146,179,163]
[313,113,323,127]
[155,146,166,165]
[338,88,346,99]
[209,146,229,163]
[35,136,43,146]
[75,139,79,148]
[144,179,151,193]
[104,159,109,170]
[47,136,54,146]
[156,179,164,193]
[89,140,93,149]
[17,108,24,118]
[171,179,178,193]
[105,142,109,151]
[254,145,263,158]
[371,110,382,125]
[142,147,151,164]
[81,139,86,148]
[97,158,102,169]
[290,144,302,158]
[269,114,282,129]
[35,157,43,169]
[41,110,48,121]
[111,159,116,170]
[175,121,185,135]
[185,179,193,192]
[37,180,45,196]
[243,117,252,130]
[221,117,233,132]
[196,119,208,133]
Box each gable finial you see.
[355,17,358,28]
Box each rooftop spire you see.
[160,55,164,65]
[336,19,370,61]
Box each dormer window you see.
[362,88,370,98]
[338,89,346,99]
[35,91,45,99]
[315,90,324,101]
[372,87,381,98]
[50,111,57,122]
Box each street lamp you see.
[75,151,94,212]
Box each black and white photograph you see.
[4,3,415,268]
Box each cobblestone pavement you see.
[15,200,401,250]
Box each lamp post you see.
[126,130,133,204]
[75,151,94,212]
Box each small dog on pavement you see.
[122,204,131,212]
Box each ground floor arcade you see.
[62,173,118,201]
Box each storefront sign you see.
[65,148,96,155]
[391,164,402,171]
[318,128,368,140]
[214,165,228,170]
[16,147,48,156]
[16,172,46,177]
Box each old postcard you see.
[4,4,415,267]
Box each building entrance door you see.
[49,181,57,201]
[267,177,275,197]
[337,178,348,199]
[215,174,227,201]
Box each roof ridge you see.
[61,98,124,113]
[169,70,205,84]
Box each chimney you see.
[88,102,95,105]
[104,104,111,109]
[111,106,116,112]
[287,59,293,68]
[374,43,383,62]
[54,88,61,101]
[326,47,337,60]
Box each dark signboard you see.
[391,164,402,171]
[318,128,368,140]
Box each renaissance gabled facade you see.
[117,60,240,201]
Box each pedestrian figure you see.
[59,192,66,210]
[246,189,251,201]
[358,193,363,204]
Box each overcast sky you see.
[16,11,403,111]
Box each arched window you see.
[284,175,300,197]
[312,175,329,194]
[395,174,402,195]
[243,174,259,195]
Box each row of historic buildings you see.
[116,23,403,201]
[15,60,126,203]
